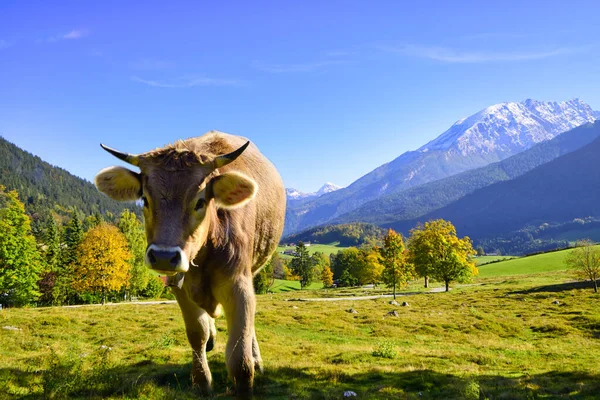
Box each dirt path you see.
[285,285,473,302]
[62,300,177,308]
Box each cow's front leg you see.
[252,328,263,373]
[173,288,214,394]
[221,274,257,397]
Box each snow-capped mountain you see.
[316,182,343,196]
[284,98,600,235]
[419,98,600,156]
[286,183,342,201]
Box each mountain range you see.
[285,99,600,236]
[286,182,342,206]
[388,126,600,244]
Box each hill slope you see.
[333,121,600,225]
[388,134,600,241]
[285,99,599,235]
[0,136,137,220]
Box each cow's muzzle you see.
[145,245,189,275]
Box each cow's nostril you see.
[170,252,181,267]
[148,249,157,264]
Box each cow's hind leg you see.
[173,289,213,393]
[219,275,257,398]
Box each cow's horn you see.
[214,141,250,169]
[100,144,140,166]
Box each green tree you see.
[338,268,358,287]
[381,229,414,299]
[0,186,42,307]
[476,246,485,256]
[565,239,600,293]
[117,209,151,298]
[141,276,165,298]
[310,251,330,276]
[63,211,84,265]
[290,241,315,289]
[254,257,275,294]
[73,223,131,305]
[43,216,61,271]
[332,247,362,281]
[53,211,84,305]
[408,219,477,292]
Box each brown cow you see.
[94,131,286,396]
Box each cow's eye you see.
[142,196,149,208]
[195,198,206,211]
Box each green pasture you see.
[1,245,599,399]
[476,247,582,278]
[277,242,349,259]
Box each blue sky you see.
[1,1,600,192]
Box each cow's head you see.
[94,141,256,276]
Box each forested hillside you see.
[0,136,138,221]
[283,223,385,247]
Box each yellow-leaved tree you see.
[408,219,477,292]
[73,223,131,304]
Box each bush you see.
[140,277,165,299]
[372,341,396,359]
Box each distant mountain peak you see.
[286,183,342,201]
[419,98,598,155]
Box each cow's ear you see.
[210,171,257,209]
[95,166,142,201]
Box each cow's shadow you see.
[2,358,600,399]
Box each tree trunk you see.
[594,279,598,293]
[424,276,429,288]
[445,281,449,292]
[393,281,396,299]
[102,288,106,305]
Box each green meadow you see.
[1,248,599,399]
[276,242,349,260]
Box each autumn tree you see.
[72,223,131,304]
[565,239,600,292]
[290,241,315,288]
[321,264,334,288]
[381,229,413,299]
[408,219,477,292]
[118,209,152,298]
[358,246,384,286]
[0,186,42,307]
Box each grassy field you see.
[474,255,516,265]
[277,242,349,260]
[476,248,577,278]
[270,279,323,293]
[1,248,599,399]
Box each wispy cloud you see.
[252,60,344,73]
[325,50,359,57]
[129,59,176,71]
[63,29,88,40]
[0,40,12,50]
[38,29,89,43]
[377,44,587,63]
[131,76,240,88]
